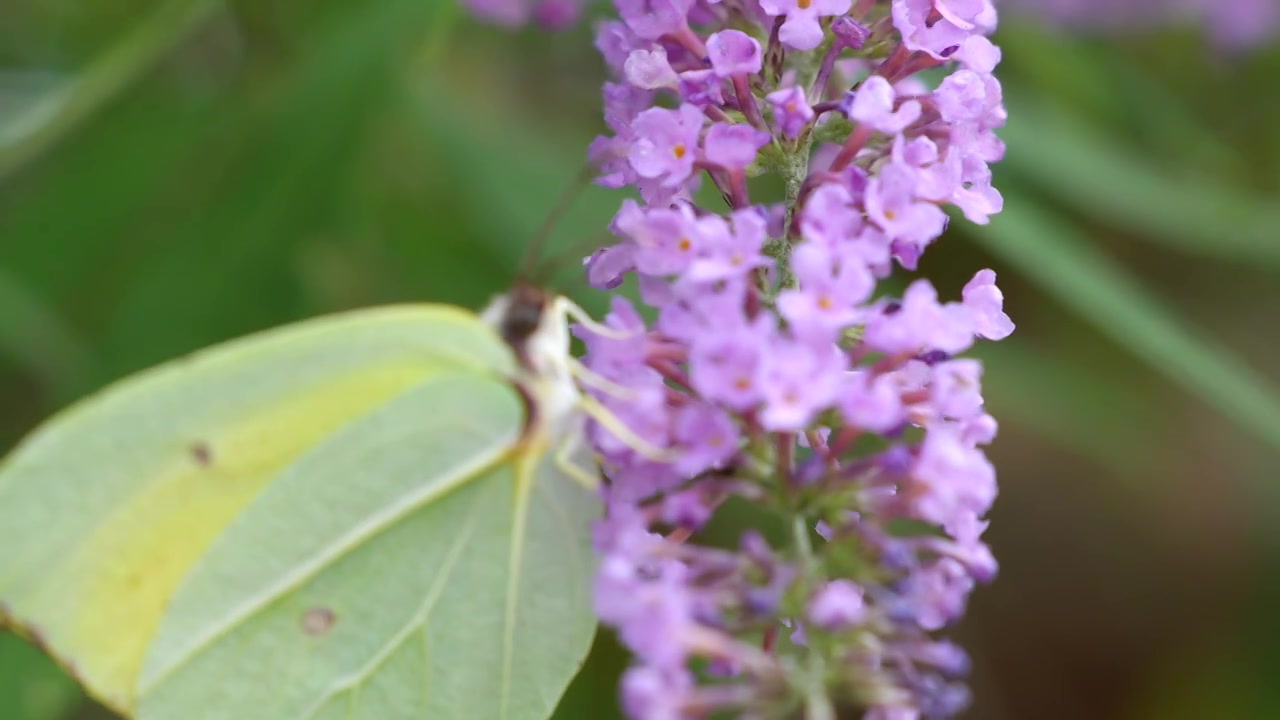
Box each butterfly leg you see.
[554,297,637,341]
[577,394,677,464]
[567,357,636,400]
[552,425,602,490]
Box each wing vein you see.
[499,457,535,720]
[142,421,512,695]
[295,489,486,720]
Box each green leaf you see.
[962,194,1280,455]
[0,304,598,720]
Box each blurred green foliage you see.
[1,1,1277,718]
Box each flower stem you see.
[792,515,836,720]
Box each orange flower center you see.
[798,0,812,8]
[672,144,687,159]
[678,237,692,252]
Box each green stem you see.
[766,135,813,292]
[792,515,836,720]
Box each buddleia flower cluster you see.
[468,1,1014,718]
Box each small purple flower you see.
[616,0,695,39]
[808,579,867,630]
[688,317,772,411]
[800,183,864,245]
[758,336,846,430]
[777,242,874,341]
[703,122,770,171]
[913,427,997,527]
[673,401,741,475]
[706,29,763,77]
[621,666,694,720]
[893,0,996,58]
[840,371,907,433]
[767,86,815,139]
[933,70,997,125]
[677,69,725,106]
[864,162,948,250]
[625,47,679,89]
[759,0,854,50]
[596,559,699,668]
[847,76,923,135]
[686,208,771,281]
[613,199,703,275]
[863,281,974,355]
[899,557,976,631]
[831,16,871,49]
[584,244,636,289]
[950,153,1003,224]
[627,104,704,187]
[962,269,1014,340]
[595,21,644,73]
[930,359,985,421]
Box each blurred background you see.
[1,1,1278,718]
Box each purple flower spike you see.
[576,0,1012,716]
[766,86,815,139]
[707,29,763,77]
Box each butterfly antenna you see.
[532,228,618,288]
[517,163,597,284]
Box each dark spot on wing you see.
[189,441,213,467]
[302,607,336,636]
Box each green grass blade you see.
[0,0,222,182]
[963,194,1280,455]
[999,99,1280,267]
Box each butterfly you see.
[0,187,672,720]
